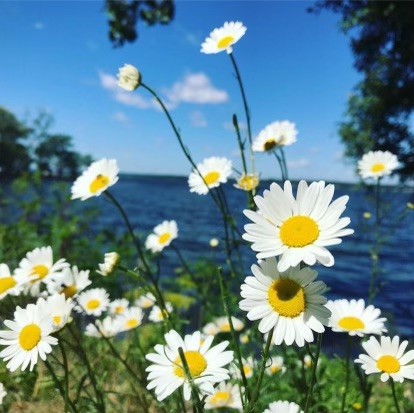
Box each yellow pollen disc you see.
[237,175,259,191]
[89,174,109,194]
[53,316,62,326]
[371,163,385,173]
[126,319,139,329]
[158,232,172,245]
[268,279,306,318]
[203,171,221,186]
[174,351,207,378]
[31,265,49,280]
[115,306,124,314]
[220,323,231,333]
[243,365,252,376]
[19,324,41,351]
[61,285,77,298]
[264,139,277,151]
[210,391,232,406]
[86,299,101,310]
[0,277,17,294]
[376,355,400,374]
[279,215,320,248]
[217,35,235,49]
[338,316,365,331]
[270,366,282,374]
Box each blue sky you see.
[0,1,362,182]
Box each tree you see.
[310,1,414,180]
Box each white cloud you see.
[189,111,207,128]
[34,22,45,30]
[287,159,310,169]
[111,111,129,124]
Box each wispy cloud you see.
[189,111,207,128]
[287,159,310,169]
[111,111,130,124]
[33,22,45,30]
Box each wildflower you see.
[263,400,303,413]
[135,292,156,309]
[303,355,313,369]
[326,299,387,337]
[240,333,249,344]
[363,212,371,219]
[117,307,144,332]
[216,316,244,333]
[71,158,119,201]
[352,402,363,411]
[239,258,330,347]
[0,303,58,372]
[407,202,414,210]
[231,356,256,379]
[145,221,178,253]
[0,382,6,404]
[203,322,220,336]
[355,335,414,382]
[266,356,286,376]
[357,150,399,179]
[201,21,246,54]
[47,265,91,298]
[205,382,242,410]
[234,173,260,191]
[188,157,232,195]
[146,329,233,401]
[76,288,110,317]
[252,121,298,152]
[37,293,73,332]
[85,316,121,338]
[97,252,120,276]
[117,64,141,91]
[0,263,29,300]
[209,238,219,248]
[15,246,69,296]
[243,180,354,272]
[109,298,129,315]
[149,302,173,323]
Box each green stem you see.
[58,339,71,413]
[340,336,352,413]
[273,151,286,181]
[279,148,289,180]
[390,379,401,413]
[303,334,322,413]
[172,244,193,277]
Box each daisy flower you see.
[0,303,58,372]
[145,220,178,253]
[97,252,120,276]
[71,158,119,201]
[263,400,303,413]
[47,265,91,298]
[116,307,143,332]
[85,316,122,338]
[357,150,399,180]
[201,21,246,54]
[302,354,313,369]
[149,302,173,323]
[0,263,29,300]
[188,157,232,195]
[326,299,387,337]
[146,329,233,401]
[252,121,298,152]
[205,382,242,410]
[209,238,219,248]
[109,298,129,315]
[215,316,244,334]
[266,355,286,376]
[243,180,354,272]
[37,294,73,332]
[15,246,69,296]
[240,333,249,344]
[203,322,220,336]
[135,292,156,309]
[234,173,260,192]
[355,335,414,383]
[231,356,256,379]
[117,64,141,91]
[0,383,7,404]
[239,258,330,347]
[76,288,110,317]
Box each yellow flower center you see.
[264,139,277,151]
[279,216,320,248]
[89,174,109,194]
[0,277,17,294]
[338,316,365,332]
[125,319,139,329]
[61,285,77,298]
[53,316,62,326]
[371,163,385,173]
[268,279,306,318]
[210,391,232,406]
[174,351,207,378]
[86,299,101,311]
[243,364,252,377]
[217,35,234,49]
[237,174,259,191]
[270,365,282,374]
[158,232,172,245]
[376,355,400,374]
[31,265,49,280]
[203,171,220,186]
[115,306,125,314]
[19,324,41,351]
[220,323,231,333]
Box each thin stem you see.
[172,244,193,277]
[303,334,322,413]
[279,148,289,180]
[58,339,71,413]
[273,151,286,181]
[340,336,352,413]
[390,379,401,413]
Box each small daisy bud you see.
[363,212,371,219]
[407,202,414,210]
[352,402,363,411]
[97,252,120,276]
[117,64,141,91]
[209,238,219,248]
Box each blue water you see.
[94,175,414,337]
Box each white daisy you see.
[135,292,156,309]
[97,252,120,276]
[109,298,129,315]
[357,150,399,180]
[37,293,73,332]
[0,303,58,372]
[117,64,141,91]
[266,355,286,376]
[355,335,414,383]
[116,307,143,332]
[205,382,242,410]
[188,157,232,195]
[216,316,245,334]
[326,299,387,337]
[15,246,69,296]
[234,173,260,192]
[0,263,29,300]
[76,288,110,317]
[201,21,246,54]
[145,221,178,253]
[85,316,122,338]
[243,180,354,272]
[71,158,119,201]
[240,333,249,344]
[209,238,219,248]
[145,329,233,401]
[263,400,303,413]
[302,354,313,369]
[239,258,330,347]
[0,382,7,405]
[231,356,256,379]
[47,265,91,298]
[203,321,220,336]
[148,302,173,323]
[252,121,298,152]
